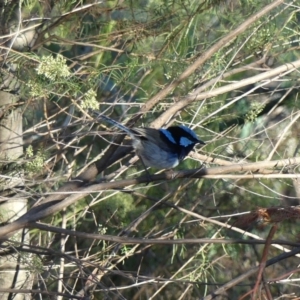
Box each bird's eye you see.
[179,136,194,147]
[160,129,176,144]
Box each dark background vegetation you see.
[1,0,300,299]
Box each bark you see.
[0,1,36,297]
[0,91,31,300]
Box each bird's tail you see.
[90,110,134,136]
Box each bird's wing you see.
[132,128,175,152]
[131,127,158,139]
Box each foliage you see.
[1,0,300,299]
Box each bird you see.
[91,111,205,170]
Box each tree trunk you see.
[0,91,31,299]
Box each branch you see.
[0,156,299,240]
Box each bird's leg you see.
[138,155,152,183]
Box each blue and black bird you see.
[92,111,205,169]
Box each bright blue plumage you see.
[92,111,205,169]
